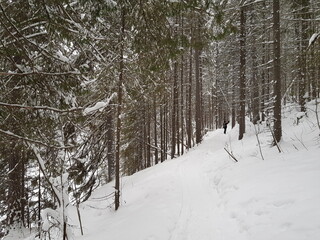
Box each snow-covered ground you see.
[68,101,320,240]
[7,101,319,240]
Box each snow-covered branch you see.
[83,93,117,115]
[28,143,62,206]
[308,33,319,48]
[0,71,81,76]
[0,101,83,113]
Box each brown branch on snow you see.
[224,147,238,163]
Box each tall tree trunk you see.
[115,6,125,211]
[195,45,202,144]
[171,62,178,159]
[273,0,282,143]
[232,77,236,128]
[154,98,159,164]
[160,103,164,162]
[106,106,114,182]
[187,47,193,149]
[195,15,202,144]
[165,103,169,161]
[180,56,185,155]
[38,168,41,233]
[261,21,266,122]
[146,104,151,167]
[251,18,260,124]
[7,144,23,228]
[239,5,246,140]
[293,0,310,112]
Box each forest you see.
[0,0,319,239]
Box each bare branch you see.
[0,129,75,149]
[28,143,62,206]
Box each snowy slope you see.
[71,101,320,240]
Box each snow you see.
[296,111,305,119]
[41,208,60,232]
[83,93,117,115]
[12,101,320,240]
[308,33,319,47]
[66,101,320,240]
[55,50,70,63]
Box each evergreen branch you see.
[0,102,83,113]
[0,71,80,76]
[0,3,72,64]
[0,129,75,149]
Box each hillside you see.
[69,101,320,240]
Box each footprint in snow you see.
[272,199,295,208]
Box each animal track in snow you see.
[272,199,295,208]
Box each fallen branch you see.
[267,122,282,153]
[224,147,238,162]
[253,124,265,160]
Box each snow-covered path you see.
[76,131,232,240]
[169,144,219,240]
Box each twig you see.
[253,124,264,160]
[0,129,75,149]
[224,147,238,162]
[294,133,308,150]
[266,120,282,153]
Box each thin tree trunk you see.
[195,15,202,144]
[251,26,259,124]
[239,5,246,140]
[180,56,185,155]
[154,98,159,164]
[171,61,178,159]
[187,47,193,149]
[232,77,236,128]
[38,168,41,234]
[146,104,151,167]
[195,45,202,144]
[160,104,164,162]
[106,106,114,182]
[261,29,266,122]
